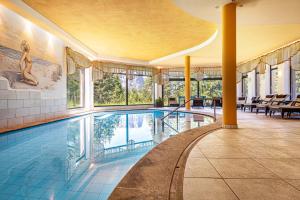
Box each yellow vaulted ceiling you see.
[158,24,300,67]
[22,0,216,61]
[157,0,300,67]
[193,24,300,65]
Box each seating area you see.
[269,95,300,118]
[240,94,300,118]
[168,96,221,109]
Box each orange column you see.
[185,56,191,110]
[222,3,237,128]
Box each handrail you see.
[162,120,179,133]
[161,99,192,121]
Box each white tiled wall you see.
[0,78,67,128]
[0,5,73,129]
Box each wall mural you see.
[0,41,62,90]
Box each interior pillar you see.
[222,2,237,128]
[185,56,191,110]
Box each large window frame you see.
[128,74,154,105]
[255,71,259,97]
[67,68,85,109]
[93,72,154,107]
[291,69,300,98]
[241,74,248,97]
[162,77,222,106]
[270,66,278,94]
[94,72,127,106]
[162,78,198,106]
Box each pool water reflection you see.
[0,110,213,200]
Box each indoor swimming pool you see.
[0,109,213,200]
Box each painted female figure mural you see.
[19,40,39,86]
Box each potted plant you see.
[154,97,164,107]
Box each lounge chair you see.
[269,95,300,118]
[282,101,300,118]
[237,97,247,110]
[192,97,204,108]
[255,94,288,115]
[211,97,222,108]
[243,96,260,112]
[168,97,179,107]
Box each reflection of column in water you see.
[80,119,85,158]
[184,114,192,130]
[126,114,129,144]
[137,114,144,128]
[129,114,134,128]
[153,117,163,144]
[155,117,163,134]
[127,139,135,151]
[154,111,164,135]
[85,116,92,160]
[193,114,204,127]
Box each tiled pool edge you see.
[0,106,153,134]
[109,113,222,200]
[0,110,94,134]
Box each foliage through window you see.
[93,73,153,106]
[294,70,300,97]
[163,80,198,105]
[271,67,278,94]
[128,75,153,105]
[94,73,126,106]
[258,74,265,97]
[67,68,83,109]
[255,72,260,97]
[199,80,222,99]
[242,75,248,97]
[296,71,300,94]
[163,81,184,106]
[163,79,222,105]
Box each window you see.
[241,74,248,97]
[93,72,153,106]
[258,74,265,97]
[163,80,184,106]
[295,71,300,95]
[163,79,198,106]
[128,75,153,105]
[162,78,221,106]
[255,72,259,96]
[94,73,126,106]
[270,66,278,94]
[191,81,198,98]
[199,79,222,98]
[292,70,300,98]
[67,68,84,109]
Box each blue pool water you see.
[0,110,213,200]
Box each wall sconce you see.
[24,18,32,37]
[47,32,54,48]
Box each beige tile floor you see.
[184,111,300,200]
